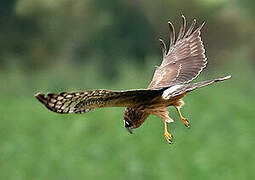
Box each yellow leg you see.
[164,119,173,144]
[175,106,190,128]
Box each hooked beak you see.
[124,120,133,134]
[125,126,133,134]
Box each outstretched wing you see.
[35,89,163,114]
[161,75,231,99]
[148,15,207,89]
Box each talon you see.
[175,106,190,128]
[163,116,174,144]
[164,132,173,144]
[183,119,191,128]
[168,138,173,144]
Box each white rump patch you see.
[166,117,174,123]
[162,84,184,99]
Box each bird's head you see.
[123,108,149,134]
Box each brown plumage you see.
[35,16,231,144]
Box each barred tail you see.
[34,91,98,114]
[35,89,165,114]
[171,75,231,97]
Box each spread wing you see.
[35,89,163,114]
[148,15,207,89]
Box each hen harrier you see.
[35,16,231,144]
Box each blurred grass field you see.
[0,57,254,180]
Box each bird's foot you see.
[164,132,173,144]
[182,118,190,128]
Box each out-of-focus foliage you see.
[1,0,255,79]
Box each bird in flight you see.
[35,16,231,144]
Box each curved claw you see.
[182,118,190,128]
[165,132,173,144]
[184,119,191,128]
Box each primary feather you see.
[148,16,207,89]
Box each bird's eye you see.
[123,119,133,134]
[123,119,129,126]
[123,119,133,128]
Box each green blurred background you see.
[0,0,255,179]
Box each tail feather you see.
[171,75,231,97]
[35,92,59,113]
[35,91,93,114]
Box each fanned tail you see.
[35,89,165,114]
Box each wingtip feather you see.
[159,38,167,57]
[222,75,232,80]
[168,21,175,47]
[214,75,232,82]
[198,21,206,31]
